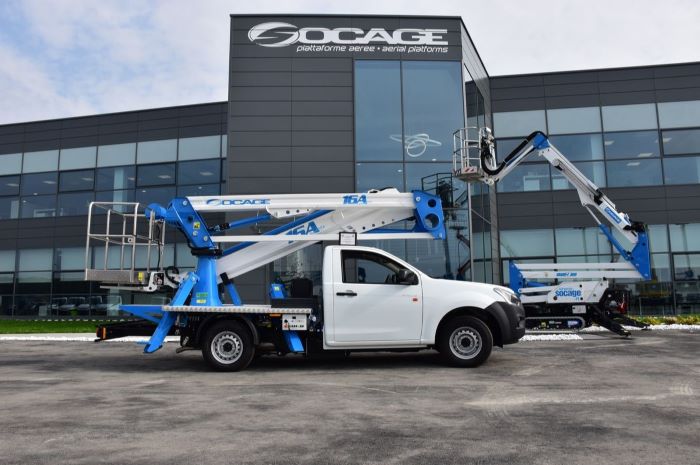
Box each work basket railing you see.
[452,127,486,183]
[84,202,165,286]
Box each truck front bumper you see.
[487,301,526,345]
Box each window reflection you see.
[355,163,403,192]
[606,159,662,187]
[137,163,176,187]
[604,131,660,159]
[663,157,700,185]
[354,61,402,161]
[661,129,700,155]
[402,61,464,162]
[496,163,551,192]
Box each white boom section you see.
[185,189,438,281]
[481,133,639,245]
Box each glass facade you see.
[0,133,225,317]
[495,100,700,315]
[494,101,700,192]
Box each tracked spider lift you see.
[453,128,651,336]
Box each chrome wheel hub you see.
[211,331,243,365]
[449,327,482,360]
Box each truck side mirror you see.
[397,269,417,285]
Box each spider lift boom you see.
[453,128,652,336]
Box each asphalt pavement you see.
[0,330,698,465]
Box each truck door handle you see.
[336,290,357,297]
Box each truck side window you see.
[342,251,403,285]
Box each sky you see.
[0,0,699,125]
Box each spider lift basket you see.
[452,127,488,183]
[84,202,166,287]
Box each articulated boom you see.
[453,127,652,335]
[85,188,446,352]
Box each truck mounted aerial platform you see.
[85,188,526,371]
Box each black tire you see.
[437,316,493,367]
[202,320,255,372]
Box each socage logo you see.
[248,22,448,48]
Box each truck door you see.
[332,249,422,343]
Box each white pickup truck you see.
[186,244,525,371]
[88,190,525,372]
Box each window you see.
[97,143,136,167]
[96,189,135,209]
[647,224,669,253]
[0,197,19,219]
[669,224,700,252]
[548,134,604,161]
[657,100,700,128]
[493,110,546,138]
[22,150,58,173]
[179,135,221,160]
[54,248,86,270]
[59,169,95,192]
[137,139,177,164]
[547,107,601,134]
[605,159,662,187]
[402,61,464,161]
[0,153,22,175]
[19,248,53,271]
[354,61,403,161]
[342,250,409,285]
[552,161,606,189]
[0,175,20,196]
[177,159,220,185]
[21,172,57,195]
[500,229,555,257]
[603,131,660,159]
[355,163,404,192]
[663,157,700,185]
[137,163,176,186]
[496,163,551,192]
[555,227,611,256]
[661,129,700,155]
[20,195,56,218]
[96,166,136,191]
[222,135,228,158]
[59,146,96,170]
[177,184,220,197]
[0,250,15,272]
[58,191,93,216]
[602,104,657,131]
[135,186,176,206]
[673,254,700,281]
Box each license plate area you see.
[282,314,307,331]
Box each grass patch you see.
[631,314,700,325]
[0,320,100,334]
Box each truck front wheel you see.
[438,316,493,367]
[202,320,255,372]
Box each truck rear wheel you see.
[202,320,255,372]
[438,316,493,367]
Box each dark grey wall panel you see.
[229,72,292,87]
[230,87,292,101]
[230,161,292,177]
[291,116,352,131]
[291,161,353,177]
[229,101,292,116]
[291,131,352,146]
[230,177,292,194]
[291,176,353,193]
[291,146,354,162]
[229,131,291,147]
[291,101,353,116]
[230,147,291,162]
[229,116,292,131]
[291,87,353,101]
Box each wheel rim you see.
[449,326,482,360]
[211,331,243,365]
